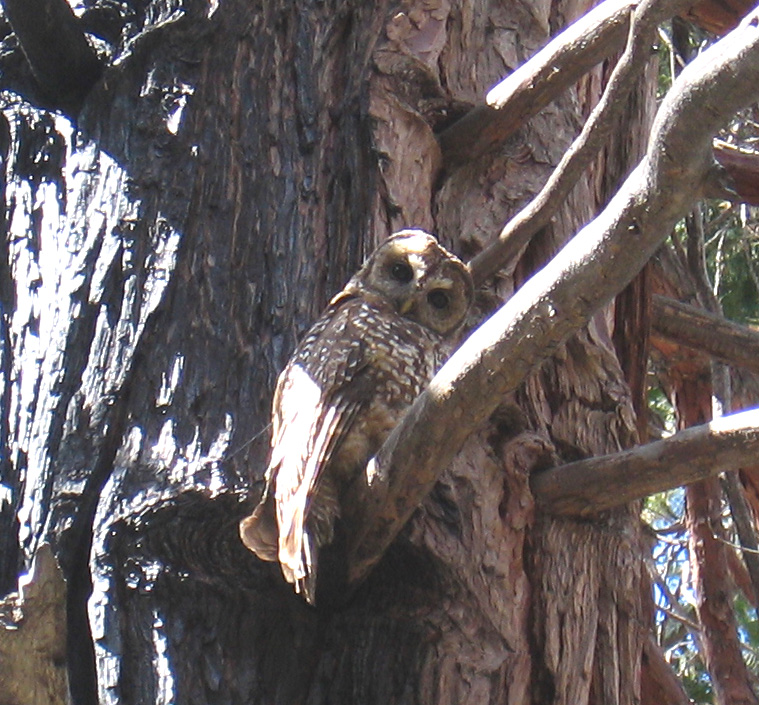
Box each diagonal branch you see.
[467,0,694,287]
[344,7,759,588]
[438,0,637,166]
[439,0,759,170]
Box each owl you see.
[239,229,473,605]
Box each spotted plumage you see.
[239,230,473,604]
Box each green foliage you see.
[645,161,759,705]
[703,200,759,323]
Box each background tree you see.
[2,1,759,704]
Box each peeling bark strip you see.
[346,8,759,587]
[531,408,759,515]
[652,294,759,374]
[0,0,101,111]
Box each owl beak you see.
[398,298,414,315]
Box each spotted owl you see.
[239,229,474,605]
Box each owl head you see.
[341,229,474,336]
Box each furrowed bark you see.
[678,382,759,705]
[466,0,694,286]
[346,6,759,587]
[0,545,69,705]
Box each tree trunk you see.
[1,1,655,703]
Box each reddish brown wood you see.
[640,637,690,705]
[677,376,759,705]
[652,294,759,375]
[686,0,757,34]
[714,142,759,206]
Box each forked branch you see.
[345,7,759,588]
[438,0,637,166]
[466,0,694,286]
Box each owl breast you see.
[322,300,443,484]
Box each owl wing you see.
[270,299,377,599]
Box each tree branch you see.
[345,7,759,588]
[438,0,636,166]
[467,0,694,287]
[0,0,102,113]
[652,295,759,375]
[438,0,758,170]
[531,408,759,515]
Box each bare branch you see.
[531,409,759,515]
[439,0,758,171]
[652,295,759,375]
[0,0,102,113]
[438,0,636,166]
[345,7,759,588]
[467,0,694,287]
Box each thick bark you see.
[641,637,690,705]
[0,545,69,705]
[347,9,759,588]
[686,473,759,705]
[438,0,636,166]
[466,0,693,285]
[658,278,759,703]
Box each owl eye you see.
[427,289,450,310]
[389,261,414,283]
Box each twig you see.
[710,529,759,557]
[656,603,703,634]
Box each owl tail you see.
[239,494,278,562]
[279,476,341,606]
